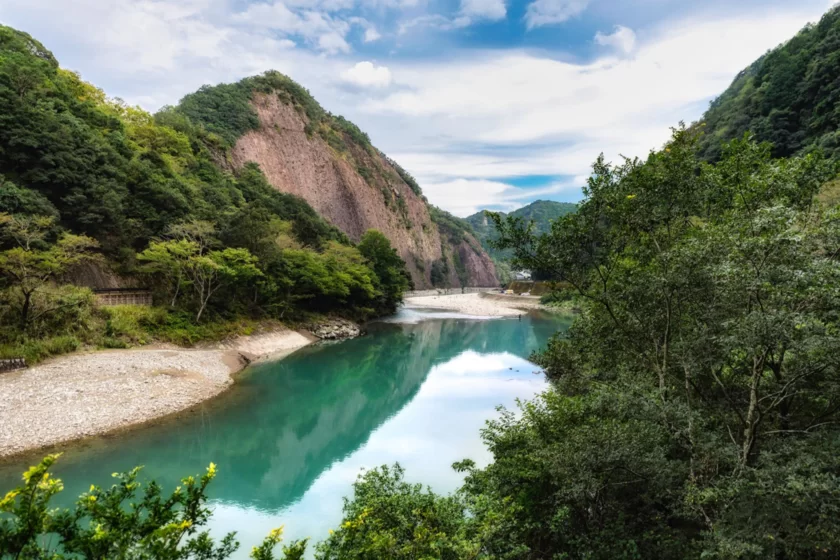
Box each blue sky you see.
[0,0,835,216]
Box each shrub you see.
[102,305,167,345]
[0,334,80,363]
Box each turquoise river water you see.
[0,308,568,556]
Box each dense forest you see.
[5,6,840,560]
[0,25,411,362]
[697,6,840,161]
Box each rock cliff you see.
[227,92,497,289]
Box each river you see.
[0,309,568,556]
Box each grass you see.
[0,335,81,364]
[0,306,287,365]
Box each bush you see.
[0,455,305,559]
[102,305,167,345]
[146,311,256,346]
[0,334,80,363]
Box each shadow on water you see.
[0,312,569,542]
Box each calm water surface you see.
[0,309,568,556]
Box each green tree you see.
[315,464,474,560]
[0,214,98,330]
[484,129,840,557]
[358,230,411,314]
[190,248,262,322]
[138,239,198,307]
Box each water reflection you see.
[0,312,568,557]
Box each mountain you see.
[696,5,840,161]
[466,200,578,260]
[0,26,495,292]
[170,74,496,289]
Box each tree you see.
[358,229,411,314]
[138,241,261,322]
[0,214,98,330]
[137,239,197,307]
[483,129,840,557]
[315,464,473,560]
[189,248,261,322]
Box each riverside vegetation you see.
[0,25,411,363]
[5,129,840,559]
[6,6,840,560]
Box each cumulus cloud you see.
[595,25,636,54]
[524,0,588,29]
[341,61,393,88]
[0,0,831,216]
[460,0,506,21]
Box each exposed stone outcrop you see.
[229,93,497,289]
[309,318,362,340]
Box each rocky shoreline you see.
[308,318,362,340]
[0,329,316,461]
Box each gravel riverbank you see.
[403,292,544,316]
[0,329,314,460]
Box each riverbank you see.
[403,292,544,317]
[0,329,315,460]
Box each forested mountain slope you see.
[697,4,840,161]
[466,200,577,260]
[0,25,421,360]
[171,74,496,289]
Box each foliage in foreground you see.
[0,455,305,560]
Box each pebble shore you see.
[403,292,544,317]
[0,330,313,460]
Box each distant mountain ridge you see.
[466,200,578,260]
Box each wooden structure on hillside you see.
[64,263,153,307]
[93,288,153,307]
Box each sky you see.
[0,0,836,217]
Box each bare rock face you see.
[229,93,497,289]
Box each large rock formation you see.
[228,93,496,289]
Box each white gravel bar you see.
[0,330,313,460]
[403,292,543,317]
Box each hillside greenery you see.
[173,71,371,153]
[0,25,410,361]
[466,200,577,263]
[9,128,840,559]
[697,5,840,161]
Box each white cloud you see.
[460,0,506,21]
[398,13,476,34]
[346,16,382,42]
[524,0,588,29]
[318,31,351,53]
[421,178,579,216]
[232,2,353,53]
[341,61,393,88]
[0,0,832,217]
[595,25,636,54]
[363,26,382,42]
